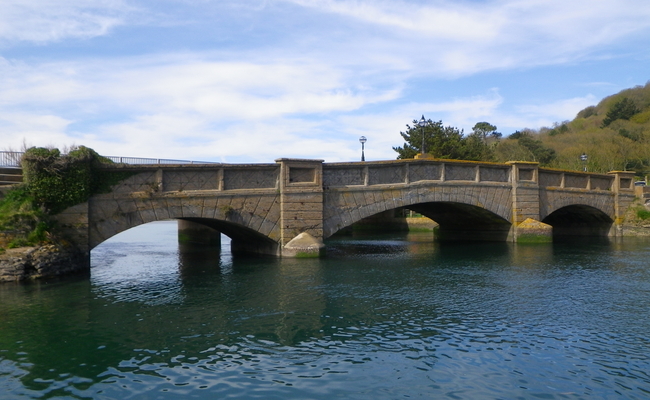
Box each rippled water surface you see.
[2,221,650,399]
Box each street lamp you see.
[359,136,367,162]
[580,153,588,172]
[418,115,427,155]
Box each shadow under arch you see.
[328,201,513,242]
[179,217,280,256]
[410,202,512,241]
[542,204,614,237]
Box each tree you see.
[602,97,640,127]
[472,122,501,143]
[393,118,493,161]
[576,105,596,119]
[517,136,556,165]
[495,131,556,165]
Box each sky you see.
[1,0,649,163]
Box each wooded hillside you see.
[496,81,650,175]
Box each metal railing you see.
[0,151,215,167]
[103,156,215,165]
[0,152,23,168]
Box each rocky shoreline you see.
[0,243,88,282]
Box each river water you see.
[2,221,650,399]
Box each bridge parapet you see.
[538,168,614,191]
[322,159,512,187]
[102,163,281,193]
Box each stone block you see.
[201,198,218,219]
[445,164,476,181]
[480,166,509,183]
[223,168,279,190]
[323,167,364,187]
[368,165,406,185]
[181,198,204,218]
[165,197,183,219]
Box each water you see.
[2,221,650,399]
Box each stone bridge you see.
[54,158,636,259]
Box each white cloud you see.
[1,0,648,164]
[280,0,650,75]
[515,94,599,126]
[0,0,134,43]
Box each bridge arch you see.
[323,184,513,240]
[83,189,282,255]
[178,217,279,255]
[542,205,614,236]
[539,190,615,222]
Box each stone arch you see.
[542,205,614,236]
[323,183,513,240]
[86,192,282,252]
[539,189,615,221]
[178,217,280,255]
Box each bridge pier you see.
[609,170,636,237]
[276,158,326,257]
[507,161,552,243]
[178,220,221,246]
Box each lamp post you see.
[418,115,427,155]
[359,136,367,162]
[580,153,588,172]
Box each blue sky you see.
[1,0,649,163]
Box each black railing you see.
[0,151,215,167]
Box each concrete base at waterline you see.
[514,218,553,243]
[282,232,325,258]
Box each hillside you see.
[494,81,650,175]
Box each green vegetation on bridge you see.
[0,146,133,250]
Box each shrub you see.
[0,145,134,248]
[636,208,650,220]
[21,145,129,214]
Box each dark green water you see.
[2,221,650,399]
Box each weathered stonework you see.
[46,158,637,261]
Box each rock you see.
[0,243,88,282]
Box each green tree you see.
[496,131,556,165]
[472,122,501,142]
[393,118,493,161]
[602,97,640,127]
[576,105,596,119]
[518,135,556,165]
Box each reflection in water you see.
[1,221,650,399]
